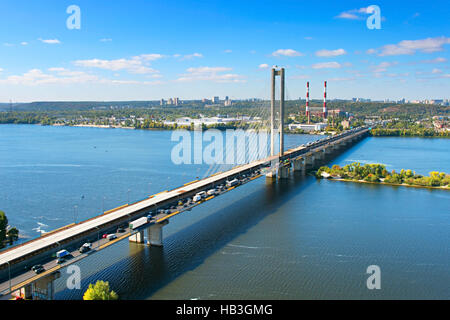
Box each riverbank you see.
[316,163,450,189]
[324,176,450,190]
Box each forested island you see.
[316,163,450,189]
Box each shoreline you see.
[324,177,450,191]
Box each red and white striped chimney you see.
[323,81,328,119]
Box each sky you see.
[0,0,449,102]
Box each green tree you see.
[0,211,8,248]
[83,281,118,300]
[6,227,19,245]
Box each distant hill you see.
[0,101,161,112]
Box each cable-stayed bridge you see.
[0,68,370,300]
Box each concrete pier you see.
[278,165,290,179]
[293,158,305,175]
[147,220,169,247]
[129,230,145,244]
[305,155,315,170]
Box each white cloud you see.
[432,68,443,74]
[371,61,398,73]
[137,54,165,61]
[420,57,447,64]
[177,66,245,83]
[272,49,303,57]
[180,53,203,60]
[224,49,232,53]
[0,69,97,85]
[38,38,61,44]
[259,64,269,69]
[311,62,342,69]
[315,48,347,57]
[376,37,450,56]
[186,66,231,73]
[100,38,112,42]
[336,7,370,20]
[336,12,360,20]
[21,42,28,46]
[0,68,163,86]
[73,54,162,75]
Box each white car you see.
[107,234,117,241]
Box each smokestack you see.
[306,82,310,124]
[323,81,328,119]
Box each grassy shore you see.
[316,162,450,189]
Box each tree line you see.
[316,163,450,188]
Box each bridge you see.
[0,68,370,300]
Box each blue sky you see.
[0,0,449,102]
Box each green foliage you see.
[370,119,450,138]
[0,211,7,248]
[315,163,449,188]
[0,211,19,248]
[6,227,19,245]
[83,281,118,300]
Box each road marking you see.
[104,204,128,215]
[184,180,199,186]
[97,233,131,250]
[10,265,61,293]
[156,211,180,223]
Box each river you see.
[0,125,448,299]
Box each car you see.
[31,265,43,272]
[193,194,202,202]
[57,257,66,264]
[207,189,216,196]
[197,191,207,198]
[79,246,89,254]
[107,234,117,241]
[34,265,45,274]
[79,243,92,253]
[102,234,109,239]
[117,227,126,233]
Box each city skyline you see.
[0,0,449,102]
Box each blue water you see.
[0,125,449,299]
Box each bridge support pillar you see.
[293,158,305,175]
[305,155,315,170]
[129,230,145,244]
[265,170,277,181]
[278,165,290,179]
[147,220,169,247]
[24,284,33,300]
[315,151,324,162]
[325,146,333,155]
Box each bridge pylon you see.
[270,67,285,157]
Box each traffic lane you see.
[0,227,133,296]
[1,169,263,296]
